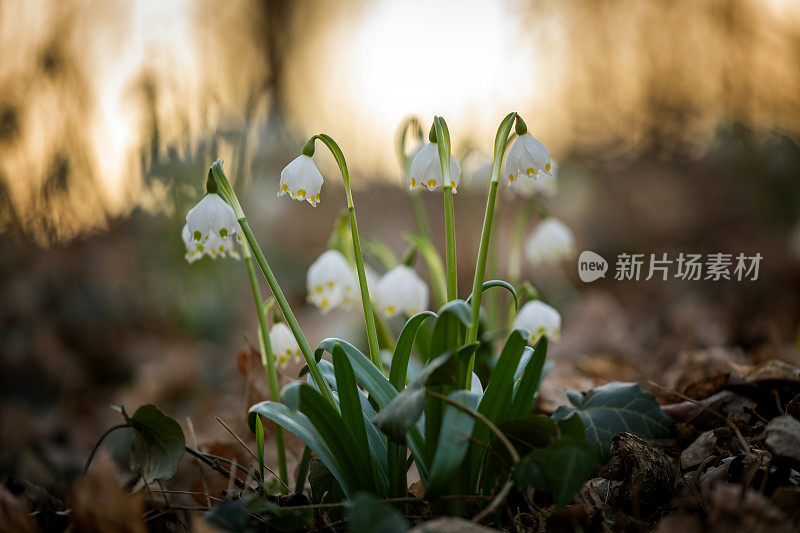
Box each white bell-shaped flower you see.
[374,265,429,318]
[306,250,358,312]
[269,322,301,367]
[278,155,324,206]
[186,193,239,242]
[509,161,558,198]
[505,133,551,185]
[512,300,561,343]
[525,217,575,265]
[181,223,239,263]
[409,143,462,193]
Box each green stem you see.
[374,309,396,353]
[433,117,457,301]
[464,113,518,385]
[409,191,431,240]
[313,134,382,369]
[509,202,537,285]
[242,242,288,494]
[209,160,335,407]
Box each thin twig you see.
[647,381,728,422]
[215,416,289,492]
[186,417,212,508]
[185,446,246,489]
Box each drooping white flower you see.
[525,217,575,265]
[186,193,239,242]
[512,300,561,343]
[269,322,301,367]
[505,133,551,185]
[181,223,240,263]
[374,265,429,318]
[409,143,462,193]
[278,155,324,206]
[306,250,357,312]
[509,161,559,198]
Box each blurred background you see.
[1,0,800,494]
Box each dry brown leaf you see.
[0,485,39,533]
[70,451,146,533]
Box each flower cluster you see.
[183,193,240,263]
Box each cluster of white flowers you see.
[278,155,324,206]
[409,143,462,193]
[269,322,302,367]
[374,265,429,318]
[183,193,240,263]
[512,300,561,344]
[525,217,575,265]
[306,250,359,312]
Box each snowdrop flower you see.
[409,143,462,193]
[181,223,239,263]
[374,265,429,318]
[269,323,301,367]
[186,193,239,242]
[509,161,558,198]
[505,133,551,185]
[278,155,324,206]
[525,218,575,265]
[306,250,357,312]
[512,300,561,343]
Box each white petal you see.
[512,300,561,343]
[279,155,324,206]
[186,194,238,241]
[525,218,575,265]
[375,265,429,317]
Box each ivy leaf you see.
[511,414,599,509]
[122,404,186,483]
[552,382,673,461]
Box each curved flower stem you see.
[209,160,336,407]
[311,134,382,369]
[241,242,288,494]
[464,113,518,385]
[433,117,458,301]
[396,117,431,239]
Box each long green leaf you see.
[332,344,383,495]
[390,311,437,392]
[471,329,527,477]
[248,401,352,497]
[316,339,396,407]
[298,384,373,493]
[426,390,481,497]
[509,337,548,419]
[430,300,473,360]
[316,338,428,483]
